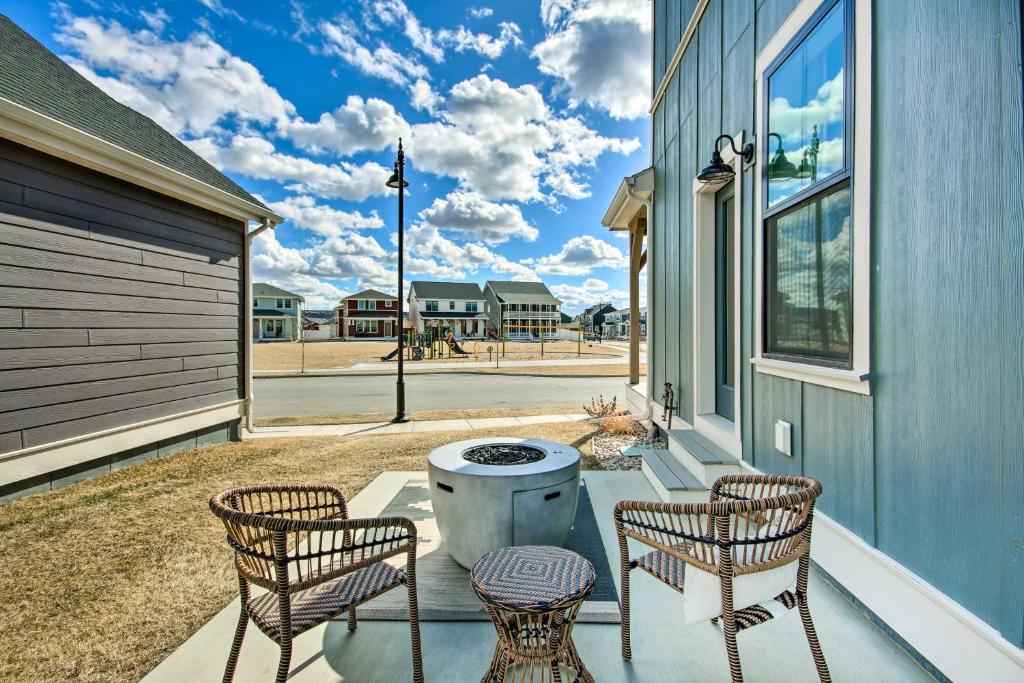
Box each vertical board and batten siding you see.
[871,0,1024,646]
[0,138,244,470]
[649,0,1024,647]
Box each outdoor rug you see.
[352,477,621,623]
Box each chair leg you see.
[721,612,743,683]
[407,573,424,683]
[347,608,358,632]
[617,530,632,661]
[222,602,248,683]
[798,596,831,683]
[275,635,292,683]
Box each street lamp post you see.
[387,139,410,423]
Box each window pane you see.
[766,182,851,363]
[766,0,846,207]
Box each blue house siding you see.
[648,0,1024,649]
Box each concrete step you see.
[639,447,709,504]
[666,428,743,487]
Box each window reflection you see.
[766,0,846,207]
[766,182,851,362]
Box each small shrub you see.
[583,394,618,418]
[600,415,643,435]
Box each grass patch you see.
[0,421,602,683]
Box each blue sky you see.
[5,1,651,312]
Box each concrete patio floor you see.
[144,471,935,682]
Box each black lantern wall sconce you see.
[696,133,754,184]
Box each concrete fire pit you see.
[428,437,581,569]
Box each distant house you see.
[0,15,282,500]
[408,281,488,339]
[302,310,336,340]
[577,302,615,336]
[602,309,630,338]
[252,283,303,341]
[483,281,562,340]
[336,289,398,340]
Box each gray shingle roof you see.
[484,280,562,305]
[0,14,268,212]
[344,288,397,301]
[411,281,484,300]
[253,283,304,301]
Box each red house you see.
[335,289,399,339]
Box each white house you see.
[408,281,488,339]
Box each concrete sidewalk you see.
[254,354,647,375]
[245,413,591,439]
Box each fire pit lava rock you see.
[428,437,580,569]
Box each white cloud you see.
[266,196,384,238]
[140,7,170,31]
[409,78,442,113]
[406,224,538,281]
[197,0,243,20]
[188,135,391,201]
[550,277,629,312]
[409,74,639,203]
[368,0,445,62]
[281,95,409,156]
[319,17,429,87]
[532,0,652,120]
[55,13,295,136]
[469,7,493,19]
[526,235,626,275]
[437,22,522,59]
[419,191,538,244]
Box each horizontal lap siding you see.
[0,138,244,458]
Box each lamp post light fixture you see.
[696,133,754,184]
[795,124,820,181]
[386,139,410,423]
[766,132,798,182]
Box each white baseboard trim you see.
[0,400,245,486]
[737,461,1024,682]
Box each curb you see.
[254,370,634,380]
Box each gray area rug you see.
[351,477,621,623]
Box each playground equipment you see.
[445,330,469,355]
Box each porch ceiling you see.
[146,470,933,683]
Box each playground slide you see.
[448,338,470,355]
[379,347,400,361]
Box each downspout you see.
[244,218,275,433]
[625,177,654,423]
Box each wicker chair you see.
[614,474,830,683]
[209,484,423,683]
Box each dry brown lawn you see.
[255,405,588,427]
[254,340,624,371]
[0,421,602,683]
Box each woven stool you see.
[471,545,596,683]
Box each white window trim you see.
[752,0,872,396]
[691,131,745,459]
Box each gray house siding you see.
[650,0,1023,649]
[0,138,244,488]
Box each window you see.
[358,299,366,310]
[449,300,455,310]
[356,320,378,334]
[426,300,438,312]
[762,0,852,368]
[466,301,478,313]
[283,299,292,309]
[252,298,258,307]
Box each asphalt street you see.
[253,373,627,417]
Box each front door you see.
[715,182,736,421]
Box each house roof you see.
[303,310,334,321]
[602,166,653,230]
[560,312,573,323]
[0,15,279,223]
[343,288,396,301]
[410,281,484,300]
[253,283,304,301]
[253,309,287,317]
[484,281,562,305]
[582,302,614,316]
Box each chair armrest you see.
[614,499,718,571]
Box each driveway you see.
[253,373,628,417]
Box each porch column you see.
[628,218,647,385]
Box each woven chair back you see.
[709,474,821,575]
